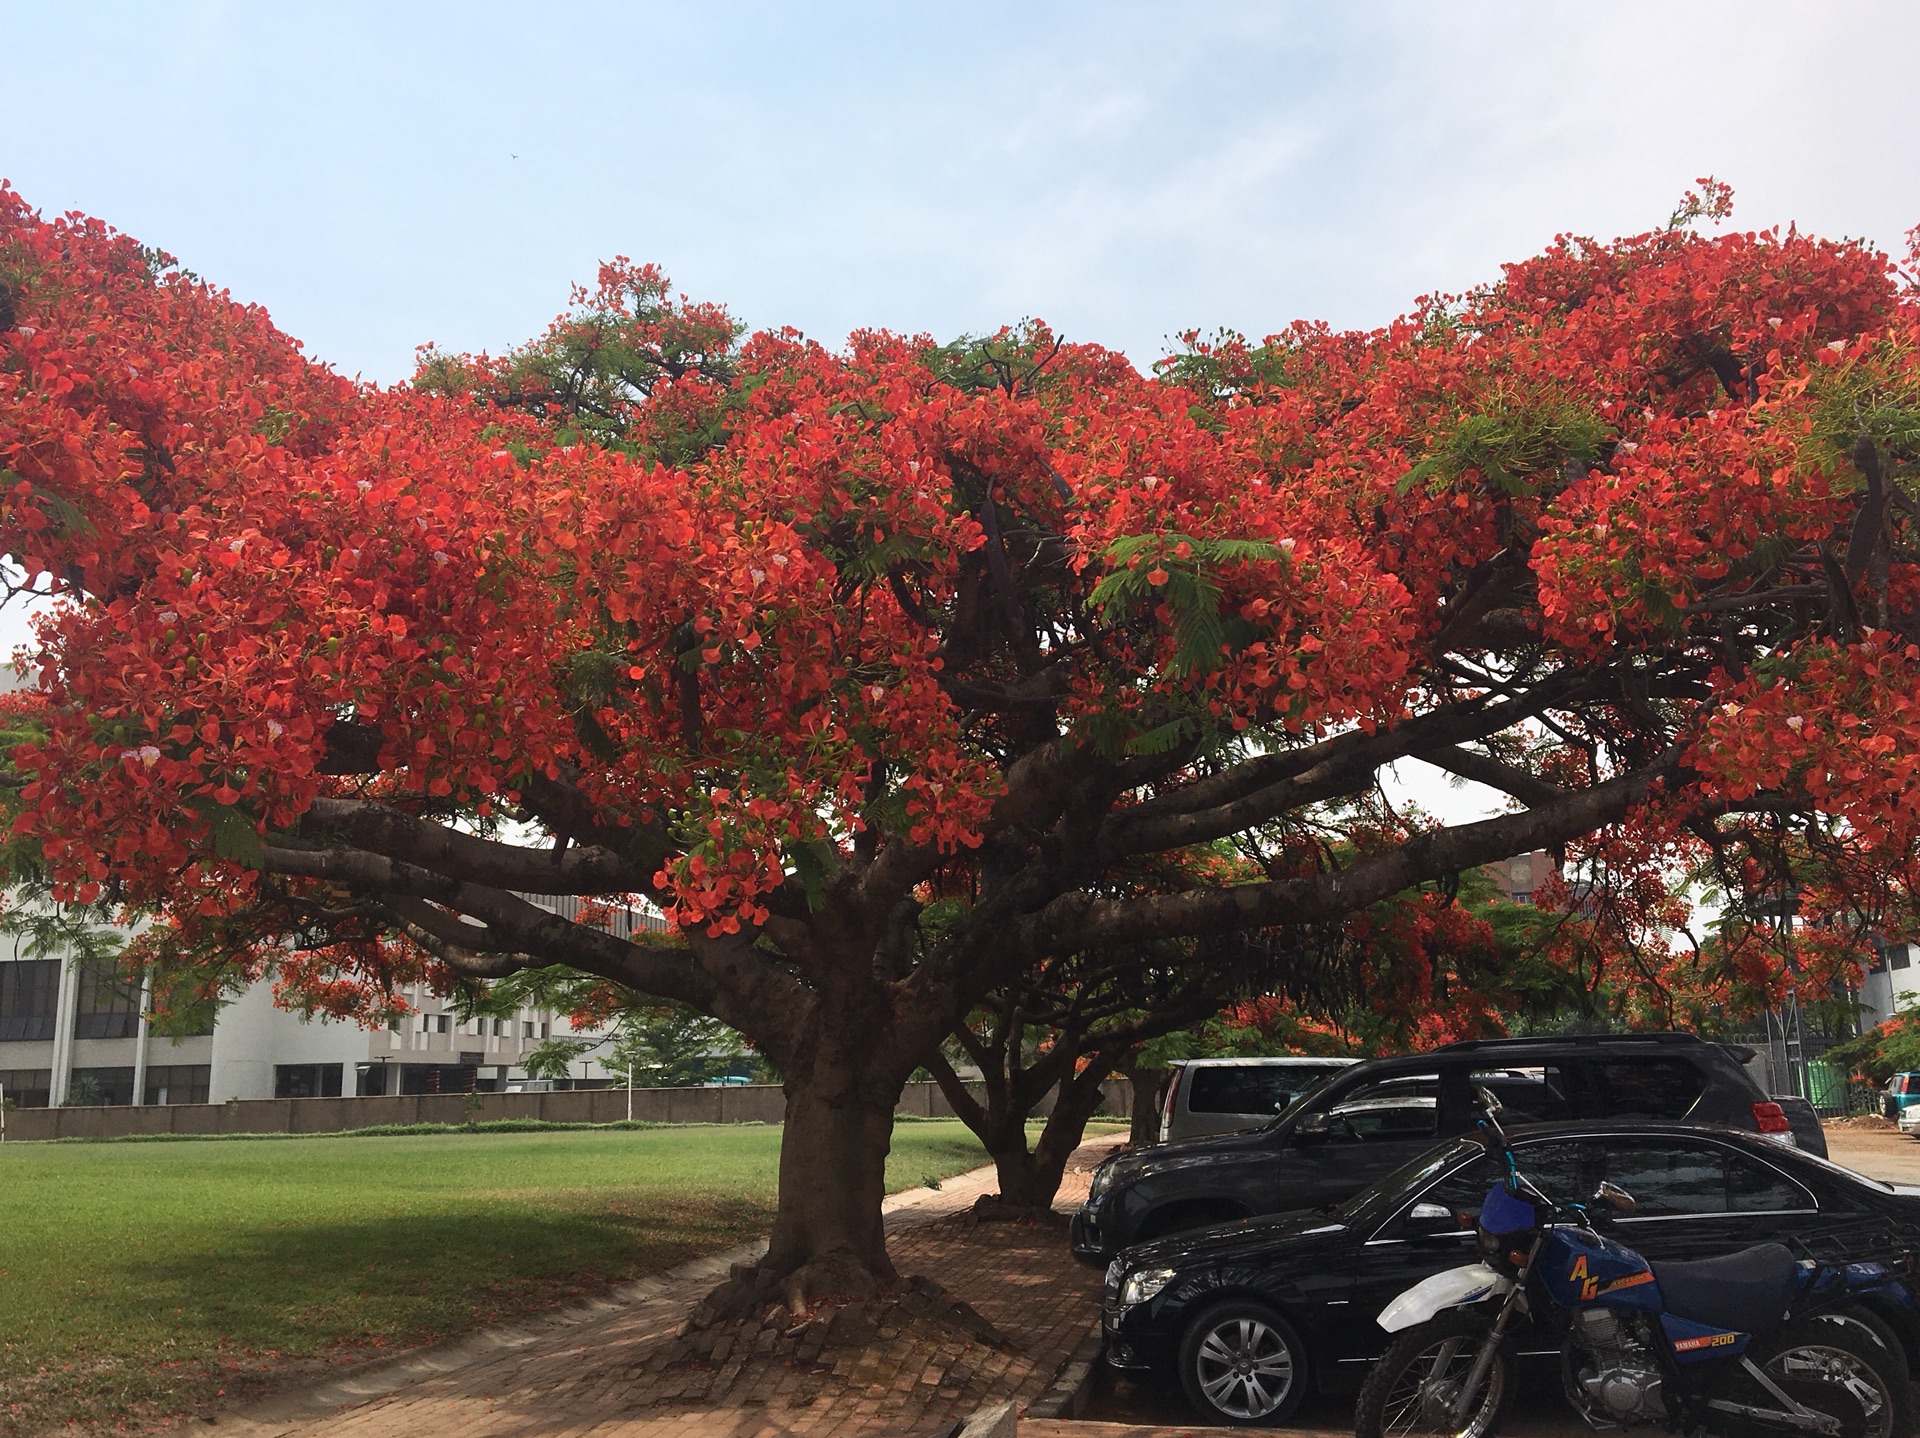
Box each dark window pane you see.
[273,1063,343,1098]
[0,961,60,1041]
[1586,1059,1704,1120]
[1417,1142,1585,1222]
[1471,1066,1573,1123]
[0,1067,53,1107]
[1320,1075,1441,1143]
[1603,1141,1726,1215]
[1727,1152,1814,1212]
[74,962,141,1040]
[144,1064,210,1105]
[68,1066,136,1106]
[1187,1064,1348,1116]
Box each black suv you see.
[1071,1032,1801,1264]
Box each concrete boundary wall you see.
[0,1078,1134,1142]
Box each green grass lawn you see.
[0,1120,992,1434]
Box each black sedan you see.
[1101,1121,1920,1428]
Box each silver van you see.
[1158,1056,1359,1141]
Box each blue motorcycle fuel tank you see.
[1537,1226,1662,1311]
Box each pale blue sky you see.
[7,2,1917,387]
[4,2,1918,828]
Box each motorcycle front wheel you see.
[1732,1317,1916,1438]
[1355,1310,1516,1438]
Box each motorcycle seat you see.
[1650,1243,1798,1336]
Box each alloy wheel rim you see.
[1194,1316,1296,1418]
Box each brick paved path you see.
[212,1139,1120,1438]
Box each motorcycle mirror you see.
[1592,1180,1637,1215]
[1475,1084,1505,1117]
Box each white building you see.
[0,894,665,1109]
[1856,941,1920,1031]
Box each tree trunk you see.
[760,1046,905,1305]
[1013,1057,1119,1210]
[1120,1057,1168,1147]
[935,1048,1117,1215]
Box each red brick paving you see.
[213,1142,1118,1438]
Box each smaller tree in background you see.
[478,968,772,1089]
[925,927,1293,1214]
[1824,1006,1920,1087]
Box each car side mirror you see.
[1402,1202,1459,1239]
[1294,1111,1334,1142]
[1592,1181,1637,1216]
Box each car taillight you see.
[1753,1101,1792,1135]
[1159,1067,1183,1143]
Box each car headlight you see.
[1120,1266,1178,1307]
[1088,1162,1114,1201]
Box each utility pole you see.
[131,964,154,1107]
[626,1059,633,1122]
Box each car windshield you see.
[1331,1137,1483,1228]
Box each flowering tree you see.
[4,181,1919,1301]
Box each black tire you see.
[1734,1314,1917,1438]
[1354,1309,1517,1438]
[1177,1298,1310,1426]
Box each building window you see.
[1894,946,1914,972]
[74,962,141,1040]
[539,1022,549,1039]
[68,1066,136,1106]
[355,1063,390,1097]
[0,961,60,1042]
[522,1020,535,1039]
[397,1063,479,1095]
[0,1067,53,1107]
[436,1014,451,1034]
[144,1064,211,1105]
[1510,891,1532,905]
[274,1063,344,1099]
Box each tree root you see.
[678,1269,1009,1357]
[965,1192,1069,1226]
[686,1251,893,1331]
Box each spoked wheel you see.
[1355,1310,1516,1438]
[1177,1299,1309,1426]
[1741,1319,1916,1438]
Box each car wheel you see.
[1178,1298,1309,1426]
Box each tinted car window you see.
[1418,1142,1585,1221]
[1314,1075,1440,1143]
[1333,1096,1438,1141]
[1339,1139,1480,1229]
[1727,1151,1815,1212]
[1602,1141,1727,1215]
[1187,1064,1346,1116]
[1587,1059,1704,1120]
[1471,1066,1572,1123]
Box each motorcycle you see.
[1355,1094,1917,1438]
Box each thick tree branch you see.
[299,797,653,895]
[1420,746,1570,810]
[1104,684,1575,856]
[1035,753,1680,951]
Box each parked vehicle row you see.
[1076,1032,1803,1265]
[1099,1119,1920,1426]
[1079,1032,1907,1433]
